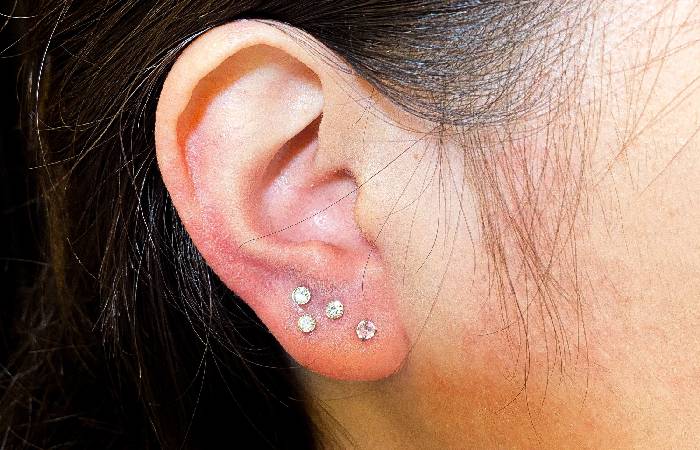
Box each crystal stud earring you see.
[291,286,311,305]
[325,300,344,320]
[356,319,377,341]
[298,314,316,333]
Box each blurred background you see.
[1,10,35,366]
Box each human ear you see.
[155,20,409,381]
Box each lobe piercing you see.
[356,320,377,341]
[298,314,316,333]
[291,286,311,305]
[325,300,344,320]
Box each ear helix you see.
[290,285,376,341]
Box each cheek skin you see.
[370,166,621,446]
[572,0,700,444]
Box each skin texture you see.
[156,1,700,447]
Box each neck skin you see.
[299,1,700,447]
[301,312,632,449]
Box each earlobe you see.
[155,20,409,381]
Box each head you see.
[2,0,699,448]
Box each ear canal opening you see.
[256,116,365,248]
[258,116,322,192]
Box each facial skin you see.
[156,0,700,447]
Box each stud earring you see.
[298,314,316,333]
[291,286,311,305]
[325,299,344,320]
[356,320,377,341]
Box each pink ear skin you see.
[155,21,409,381]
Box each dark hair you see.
[1,1,589,448]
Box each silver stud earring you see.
[325,299,344,320]
[356,319,377,341]
[298,314,316,333]
[291,286,311,305]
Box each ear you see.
[155,20,409,381]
